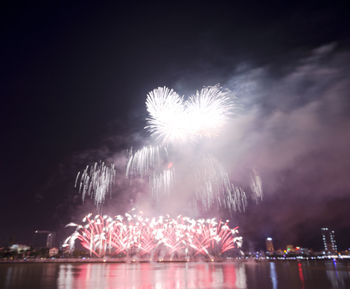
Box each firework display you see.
[145,86,234,144]
[73,85,262,211]
[75,161,116,207]
[63,210,242,259]
[127,85,263,210]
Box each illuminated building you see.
[49,247,59,257]
[286,245,295,252]
[9,244,30,254]
[321,227,337,254]
[34,230,56,248]
[266,237,274,253]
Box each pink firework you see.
[63,211,243,259]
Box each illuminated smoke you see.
[63,210,242,258]
[126,145,167,177]
[127,85,262,211]
[151,167,175,198]
[250,169,263,202]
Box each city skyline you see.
[2,2,350,289]
[1,1,350,252]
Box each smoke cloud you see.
[216,43,350,247]
[57,43,350,248]
[221,43,350,198]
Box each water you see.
[1,261,350,289]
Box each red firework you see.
[64,212,242,259]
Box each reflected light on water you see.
[298,262,305,289]
[2,261,350,289]
[325,260,349,289]
[57,262,247,289]
[269,262,277,289]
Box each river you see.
[1,261,350,289]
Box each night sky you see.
[1,1,350,251]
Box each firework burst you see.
[127,85,262,211]
[146,85,235,144]
[63,210,242,259]
[75,161,116,207]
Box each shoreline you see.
[1,257,349,264]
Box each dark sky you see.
[1,1,350,251]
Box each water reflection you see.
[2,261,350,289]
[2,263,59,289]
[297,263,305,289]
[235,263,247,288]
[325,260,349,289]
[57,262,247,289]
[269,262,277,289]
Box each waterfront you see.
[1,261,350,289]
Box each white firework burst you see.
[126,145,168,177]
[127,85,262,211]
[145,85,237,144]
[75,161,116,206]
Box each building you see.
[9,244,30,254]
[321,227,337,254]
[49,247,59,257]
[286,244,295,252]
[266,237,274,253]
[46,233,55,248]
[34,230,56,248]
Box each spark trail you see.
[145,85,235,144]
[75,161,116,207]
[63,210,242,258]
[127,85,262,211]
